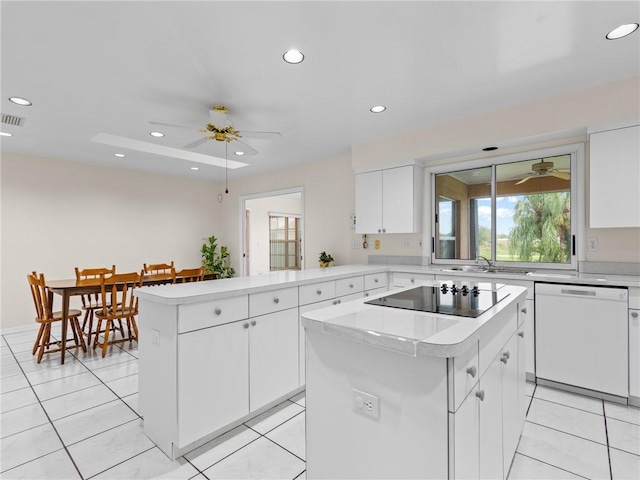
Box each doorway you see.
[239,188,304,276]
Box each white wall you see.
[214,153,356,272]
[1,152,220,330]
[351,76,640,264]
[245,194,302,275]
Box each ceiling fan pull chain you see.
[225,141,229,194]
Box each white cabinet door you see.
[451,385,480,479]
[299,298,336,386]
[479,352,503,480]
[517,322,528,421]
[355,170,383,234]
[249,308,299,411]
[382,166,420,233]
[630,309,640,399]
[501,333,520,476]
[177,321,249,447]
[522,299,535,379]
[589,125,640,227]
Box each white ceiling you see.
[1,1,639,182]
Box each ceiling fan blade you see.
[149,121,197,131]
[231,139,258,156]
[183,138,208,149]
[239,130,283,140]
[516,175,534,185]
[550,171,570,180]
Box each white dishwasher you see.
[535,283,628,398]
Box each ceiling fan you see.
[515,159,570,185]
[150,105,282,156]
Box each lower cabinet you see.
[177,307,299,447]
[177,321,249,447]
[249,308,299,411]
[452,317,524,479]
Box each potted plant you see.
[201,235,236,278]
[318,251,334,268]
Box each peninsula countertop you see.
[301,281,528,358]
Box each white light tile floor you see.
[1,325,639,479]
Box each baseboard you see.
[629,395,640,408]
[537,378,628,405]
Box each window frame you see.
[427,143,584,271]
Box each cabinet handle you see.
[337,299,341,304]
[214,308,222,316]
[251,320,256,326]
[476,390,485,401]
[632,312,639,318]
[518,331,524,338]
[349,283,354,288]
[365,292,369,297]
[466,366,477,378]
[243,323,249,329]
[273,297,280,304]
[504,351,510,359]
[521,307,527,314]
[501,356,508,364]
[382,229,386,233]
[317,290,322,295]
[375,278,379,283]
[378,229,382,233]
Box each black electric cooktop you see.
[364,284,510,318]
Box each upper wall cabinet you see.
[589,124,640,228]
[355,165,423,234]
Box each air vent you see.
[1,114,25,127]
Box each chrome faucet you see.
[475,255,493,268]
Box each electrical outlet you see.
[353,389,379,419]
[588,237,599,251]
[152,329,160,345]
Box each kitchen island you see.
[302,281,528,479]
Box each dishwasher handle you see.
[536,283,627,302]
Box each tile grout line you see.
[524,419,609,448]
[602,399,614,480]
[1,335,86,480]
[514,452,591,479]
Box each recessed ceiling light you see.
[482,146,498,151]
[150,131,164,138]
[113,153,126,158]
[370,105,386,113]
[283,49,304,64]
[606,23,639,40]
[8,96,32,106]
[0,131,13,137]
[234,151,245,156]
[190,167,199,171]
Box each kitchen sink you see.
[440,266,533,275]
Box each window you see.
[269,215,300,271]
[431,148,578,269]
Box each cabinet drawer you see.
[365,272,387,290]
[250,287,298,317]
[448,341,480,412]
[363,286,388,298]
[299,281,336,306]
[336,276,364,297]
[630,288,639,310]
[392,272,435,288]
[178,296,248,334]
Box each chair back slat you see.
[75,265,116,280]
[143,262,174,275]
[28,271,51,322]
[172,267,205,284]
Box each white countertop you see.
[301,282,528,358]
[135,263,639,306]
[135,264,388,304]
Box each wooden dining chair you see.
[143,261,174,283]
[74,265,117,346]
[172,266,205,284]
[94,271,142,358]
[28,272,86,363]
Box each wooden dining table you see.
[45,274,176,364]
